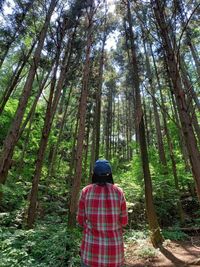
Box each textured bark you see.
[27,24,76,228]
[152,0,200,201]
[151,45,185,223]
[95,32,106,161]
[18,69,52,139]
[27,61,59,229]
[180,58,200,145]
[68,5,94,226]
[18,67,51,172]
[142,94,150,148]
[126,0,163,247]
[47,84,73,183]
[105,85,113,160]
[83,114,91,182]
[144,40,167,167]
[0,0,57,202]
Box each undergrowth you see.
[0,215,81,267]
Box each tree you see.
[124,0,164,247]
[0,0,57,202]
[68,1,96,226]
[152,0,200,201]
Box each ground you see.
[125,236,200,267]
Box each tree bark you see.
[0,0,57,203]
[95,30,106,161]
[68,4,94,226]
[150,44,185,223]
[144,39,167,168]
[125,0,163,247]
[47,83,73,183]
[27,23,76,228]
[152,0,200,201]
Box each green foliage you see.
[124,229,149,243]
[0,220,81,267]
[1,182,28,211]
[136,246,158,259]
[125,230,158,259]
[115,155,143,202]
[0,99,18,145]
[162,228,188,241]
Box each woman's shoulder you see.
[82,183,95,193]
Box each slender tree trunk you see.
[17,70,51,174]
[142,93,150,148]
[150,44,185,223]
[95,32,106,161]
[27,24,76,228]
[180,58,200,145]
[67,116,79,190]
[27,55,60,228]
[0,0,57,203]
[152,0,200,201]
[105,86,112,160]
[89,117,97,181]
[83,109,92,182]
[68,5,94,226]
[47,83,73,182]
[126,0,163,247]
[89,28,107,173]
[125,91,131,160]
[144,40,167,168]
[19,70,52,139]
[188,41,200,80]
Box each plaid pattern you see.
[77,183,128,267]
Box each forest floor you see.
[124,235,200,267]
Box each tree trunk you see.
[27,66,59,228]
[0,0,57,202]
[47,83,73,183]
[180,57,200,145]
[126,0,163,247]
[144,40,167,168]
[150,44,185,223]
[105,85,112,160]
[68,5,94,226]
[95,31,106,161]
[27,23,76,228]
[152,0,200,201]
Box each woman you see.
[77,159,128,267]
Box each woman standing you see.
[77,159,128,267]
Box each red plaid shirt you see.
[77,183,128,267]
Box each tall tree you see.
[124,0,163,247]
[27,15,79,228]
[68,1,96,226]
[152,0,200,201]
[0,0,57,202]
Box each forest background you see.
[0,0,200,266]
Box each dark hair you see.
[92,173,114,185]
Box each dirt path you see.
[125,236,200,267]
